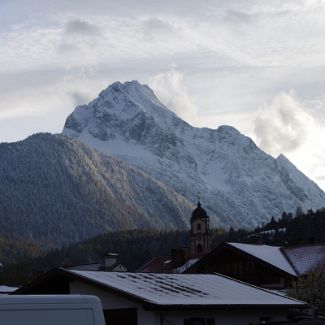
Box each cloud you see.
[254,92,314,156]
[64,19,101,36]
[253,92,325,190]
[58,19,102,55]
[141,17,175,40]
[149,67,198,124]
[69,91,91,106]
[223,10,258,26]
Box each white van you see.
[0,295,106,325]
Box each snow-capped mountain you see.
[63,81,325,228]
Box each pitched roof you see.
[227,242,297,276]
[136,256,199,274]
[173,259,199,274]
[136,256,172,273]
[282,243,325,275]
[66,269,305,308]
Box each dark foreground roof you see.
[13,268,306,310]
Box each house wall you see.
[160,309,288,325]
[70,281,290,325]
[70,281,158,324]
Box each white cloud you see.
[0,69,108,142]
[254,92,314,156]
[253,92,325,190]
[149,67,198,125]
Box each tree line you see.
[2,207,325,286]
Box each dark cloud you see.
[141,18,175,40]
[64,19,101,35]
[57,19,102,54]
[143,18,174,32]
[70,91,90,106]
[224,10,257,25]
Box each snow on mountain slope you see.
[276,154,325,207]
[63,81,325,228]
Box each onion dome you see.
[191,201,209,221]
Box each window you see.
[184,318,205,325]
[197,223,202,231]
[197,244,203,254]
[183,318,215,325]
[104,308,137,325]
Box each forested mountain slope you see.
[0,133,192,247]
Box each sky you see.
[1,0,325,190]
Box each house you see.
[136,248,199,274]
[136,256,172,273]
[13,268,306,325]
[66,253,127,272]
[186,242,325,290]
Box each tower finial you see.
[197,191,201,205]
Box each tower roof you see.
[191,202,209,221]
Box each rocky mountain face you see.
[63,80,325,228]
[0,134,192,247]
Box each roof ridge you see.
[279,247,299,276]
[65,261,102,268]
[135,256,171,272]
[226,242,297,276]
[283,242,325,249]
[227,242,281,248]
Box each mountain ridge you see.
[63,80,325,228]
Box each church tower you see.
[190,200,210,258]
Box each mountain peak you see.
[98,80,158,105]
[63,81,325,228]
[64,80,179,139]
[217,125,241,137]
[277,153,288,161]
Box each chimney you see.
[104,253,118,270]
[171,247,190,269]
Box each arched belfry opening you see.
[190,197,210,258]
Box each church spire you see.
[197,191,201,204]
[190,198,210,258]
